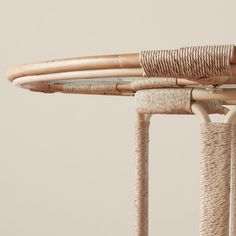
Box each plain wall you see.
[1,0,236,235]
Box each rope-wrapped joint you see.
[134,88,225,115]
[140,45,234,85]
[133,87,228,236]
[131,77,179,91]
[62,81,121,95]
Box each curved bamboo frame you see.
[6,46,236,105]
[5,46,236,81]
[8,48,236,236]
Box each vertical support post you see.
[231,125,236,236]
[200,123,231,236]
[134,112,151,236]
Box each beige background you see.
[1,0,236,235]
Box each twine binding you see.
[140,45,234,84]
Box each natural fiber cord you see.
[140,45,233,84]
[200,123,231,236]
[62,81,119,94]
[135,88,192,114]
[135,113,151,236]
[231,125,236,236]
[134,88,225,115]
[134,88,232,236]
[132,44,236,236]
[131,77,178,90]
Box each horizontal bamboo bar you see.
[8,46,236,105]
[11,69,236,100]
[192,88,236,101]
[12,68,236,87]
[7,54,140,81]
[12,69,143,85]
[21,81,236,105]
[6,46,236,81]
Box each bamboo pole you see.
[6,46,236,81]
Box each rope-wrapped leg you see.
[200,123,231,236]
[134,112,151,236]
[231,125,236,236]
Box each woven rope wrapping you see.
[200,123,231,236]
[131,77,178,90]
[231,125,236,236]
[134,88,225,114]
[197,100,225,114]
[62,82,119,94]
[134,88,227,236]
[140,45,233,84]
[134,88,232,236]
[135,88,192,114]
[135,113,150,236]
